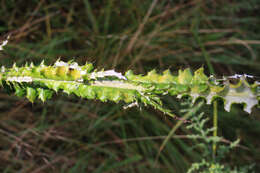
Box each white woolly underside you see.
[90,70,126,80]
[177,85,258,114]
[222,87,258,113]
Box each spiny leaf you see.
[14,85,26,97]
[26,87,37,103]
[0,61,259,116]
[178,68,193,85]
[37,88,53,102]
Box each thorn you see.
[40,60,45,67]
[12,63,18,71]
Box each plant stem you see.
[213,100,218,159]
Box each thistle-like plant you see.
[0,60,259,118]
[186,109,255,173]
[0,38,259,172]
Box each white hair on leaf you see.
[54,61,69,67]
[227,74,254,79]
[90,70,126,80]
[54,60,87,75]
[7,76,33,82]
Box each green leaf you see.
[41,67,57,79]
[192,68,208,84]
[26,87,37,102]
[110,89,123,102]
[44,81,61,92]
[56,66,69,78]
[37,88,53,102]
[14,85,26,97]
[82,62,94,73]
[77,85,96,99]
[62,83,79,95]
[178,68,192,85]
[97,88,108,102]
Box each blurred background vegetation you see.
[0,0,259,172]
